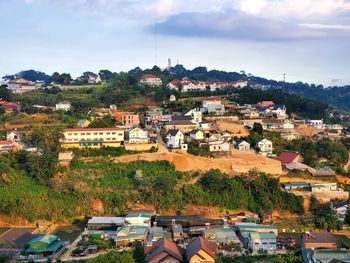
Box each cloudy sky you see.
[1,0,350,86]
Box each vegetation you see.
[187,141,211,157]
[87,251,135,263]
[310,197,343,231]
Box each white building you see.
[257,138,273,156]
[185,108,202,124]
[139,74,162,87]
[330,201,348,222]
[307,120,325,129]
[56,101,71,111]
[188,129,204,141]
[237,140,251,151]
[166,129,184,149]
[199,122,212,130]
[248,232,277,253]
[202,98,225,115]
[209,140,230,152]
[128,127,149,144]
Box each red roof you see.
[276,151,300,164]
[63,127,123,132]
[142,74,159,79]
[0,140,13,146]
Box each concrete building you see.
[166,129,184,149]
[247,232,277,253]
[140,74,162,87]
[113,111,140,127]
[257,138,273,156]
[55,101,71,111]
[128,127,149,144]
[61,127,124,148]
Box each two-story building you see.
[61,127,124,148]
[257,138,273,156]
[128,127,149,144]
[166,129,184,149]
[139,74,162,87]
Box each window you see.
[112,132,116,135]
[86,133,91,135]
[106,132,110,135]
[81,133,85,135]
[99,132,103,135]
[93,132,98,135]
[118,133,123,136]
[68,133,72,136]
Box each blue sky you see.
[1,0,350,86]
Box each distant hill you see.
[3,66,350,111]
[165,65,350,112]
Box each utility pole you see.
[154,24,158,66]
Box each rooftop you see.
[88,217,125,225]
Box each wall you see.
[125,143,157,151]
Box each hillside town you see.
[1,69,350,263]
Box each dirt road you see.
[113,149,282,175]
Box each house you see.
[166,129,184,149]
[145,238,182,263]
[0,140,15,151]
[303,232,338,249]
[125,213,152,227]
[55,101,71,111]
[140,74,162,87]
[185,108,202,123]
[209,140,230,152]
[87,217,125,231]
[236,140,251,151]
[189,129,204,141]
[257,138,273,156]
[247,232,277,253]
[281,131,299,141]
[6,130,27,142]
[270,104,288,118]
[303,248,350,263]
[307,120,325,129]
[198,121,212,131]
[276,151,303,165]
[257,101,274,107]
[234,223,278,235]
[77,119,91,128]
[113,110,140,127]
[172,224,184,242]
[203,227,241,246]
[165,120,197,133]
[309,167,336,178]
[61,127,124,148]
[330,201,348,222]
[24,235,65,258]
[202,98,225,115]
[169,94,176,102]
[186,236,217,263]
[128,127,149,144]
[0,101,21,113]
[115,225,149,247]
[148,226,164,243]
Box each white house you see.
[139,74,162,87]
[282,122,295,130]
[202,98,225,115]
[128,127,149,144]
[307,120,325,129]
[188,129,204,141]
[0,140,15,151]
[166,129,184,149]
[236,140,251,151]
[56,101,71,111]
[248,232,277,253]
[185,108,202,124]
[330,201,348,222]
[257,138,273,156]
[270,104,288,119]
[199,122,212,130]
[209,140,230,152]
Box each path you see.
[344,151,350,172]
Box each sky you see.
[1,0,350,86]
